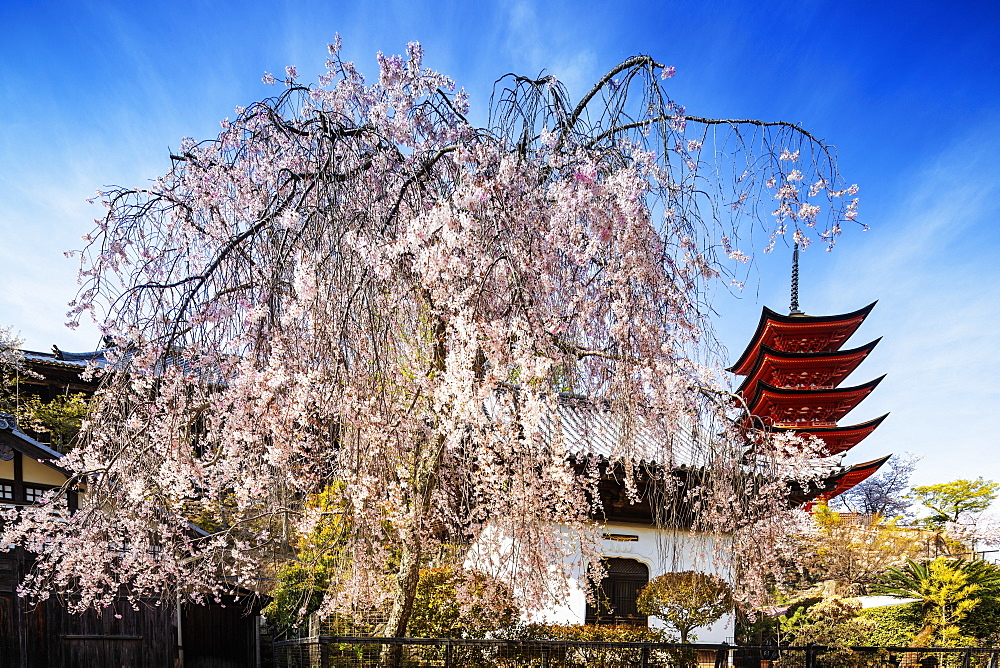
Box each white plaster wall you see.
[598,522,734,643]
[467,522,735,642]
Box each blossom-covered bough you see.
[3,41,861,640]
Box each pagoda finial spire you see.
[790,243,803,315]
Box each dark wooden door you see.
[585,557,650,625]
[0,594,16,668]
[183,602,257,668]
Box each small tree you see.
[784,501,924,594]
[778,598,870,666]
[636,571,732,643]
[910,478,999,529]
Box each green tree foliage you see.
[8,392,89,451]
[263,485,352,633]
[783,502,925,596]
[910,478,999,528]
[874,557,1000,645]
[0,325,89,451]
[636,571,732,643]
[407,565,518,638]
[265,486,518,639]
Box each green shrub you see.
[776,597,882,668]
[263,484,351,634]
[263,555,341,634]
[515,623,675,642]
[407,565,518,638]
[512,625,684,668]
[858,602,923,646]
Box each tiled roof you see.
[550,398,702,467]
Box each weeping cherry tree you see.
[3,40,860,638]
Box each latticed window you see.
[0,482,13,501]
[24,486,47,503]
[585,557,650,626]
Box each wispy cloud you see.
[499,0,598,98]
[820,123,1000,489]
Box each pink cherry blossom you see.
[6,42,863,633]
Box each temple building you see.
[729,248,890,507]
[0,353,265,668]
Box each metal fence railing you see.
[272,636,1000,668]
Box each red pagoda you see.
[730,247,889,506]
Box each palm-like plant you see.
[874,557,1000,644]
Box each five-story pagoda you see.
[730,247,890,505]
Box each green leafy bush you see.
[776,597,882,668]
[263,485,352,634]
[515,623,675,642]
[778,597,868,645]
[512,625,683,668]
[858,603,923,646]
[407,565,518,638]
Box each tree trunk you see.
[381,533,423,667]
[382,308,446,667]
[380,434,442,666]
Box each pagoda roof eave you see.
[769,413,889,455]
[735,338,882,396]
[791,453,891,507]
[728,301,877,375]
[819,454,893,501]
[769,413,889,435]
[745,375,886,415]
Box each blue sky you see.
[1,0,999,494]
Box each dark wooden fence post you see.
[962,649,972,668]
[804,643,818,668]
[444,639,453,668]
[639,645,650,668]
[715,642,729,668]
[319,638,329,668]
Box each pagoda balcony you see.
[744,376,885,428]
